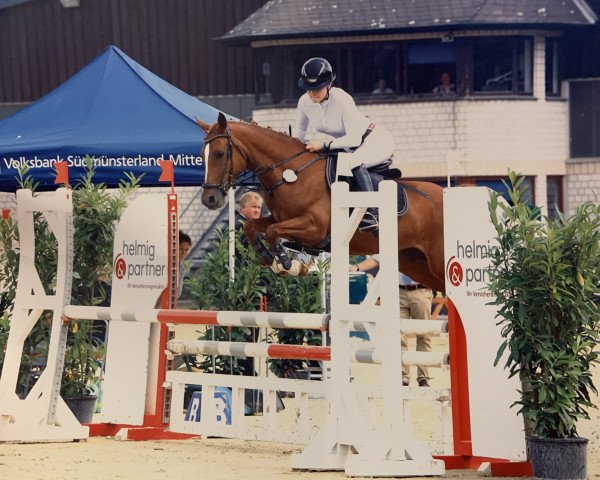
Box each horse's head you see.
[197,112,248,210]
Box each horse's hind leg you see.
[425,236,446,293]
[398,249,445,293]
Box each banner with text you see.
[0,153,204,191]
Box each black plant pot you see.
[64,395,98,424]
[527,436,588,480]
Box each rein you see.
[204,126,325,196]
[256,151,325,195]
[202,129,251,194]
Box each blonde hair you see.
[239,191,263,208]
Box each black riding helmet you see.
[298,57,336,90]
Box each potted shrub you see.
[61,319,105,423]
[187,228,325,411]
[188,228,269,375]
[0,161,139,422]
[60,159,139,422]
[487,171,600,480]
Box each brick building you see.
[2,0,600,222]
[221,0,600,216]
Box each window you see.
[254,35,537,104]
[407,42,456,95]
[569,80,600,158]
[546,176,563,219]
[472,38,532,94]
[545,39,560,96]
[350,44,399,95]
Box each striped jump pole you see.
[62,305,448,336]
[166,339,450,367]
[63,306,330,329]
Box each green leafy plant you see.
[60,320,105,398]
[267,257,327,378]
[0,159,139,399]
[187,229,326,376]
[488,170,600,439]
[61,157,140,398]
[187,228,269,374]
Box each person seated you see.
[178,230,192,298]
[433,72,456,96]
[372,78,394,94]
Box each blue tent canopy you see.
[0,45,221,191]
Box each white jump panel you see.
[100,194,170,425]
[167,371,327,444]
[443,187,526,461]
[0,189,88,442]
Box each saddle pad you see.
[325,155,408,216]
[397,183,408,216]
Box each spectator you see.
[350,255,433,387]
[372,78,394,94]
[433,72,456,96]
[236,191,264,229]
[178,230,192,299]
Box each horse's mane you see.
[230,120,306,148]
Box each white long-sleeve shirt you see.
[295,87,373,150]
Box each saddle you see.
[325,155,408,216]
[281,156,408,256]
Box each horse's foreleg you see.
[263,213,326,276]
[263,213,326,251]
[274,239,292,270]
[243,217,276,267]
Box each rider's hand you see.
[306,140,325,152]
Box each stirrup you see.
[358,210,379,232]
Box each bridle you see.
[202,126,325,196]
[202,128,251,194]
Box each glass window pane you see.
[351,44,398,95]
[473,38,532,93]
[546,176,562,219]
[545,39,560,96]
[406,42,456,94]
[473,41,513,92]
[569,80,600,157]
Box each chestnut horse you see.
[196,113,445,293]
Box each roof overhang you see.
[237,27,567,49]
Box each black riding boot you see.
[351,164,379,232]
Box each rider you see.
[295,57,396,232]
